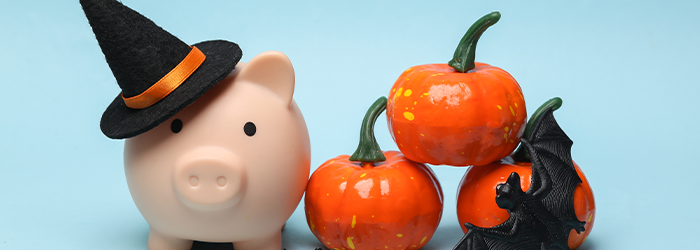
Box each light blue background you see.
[1,0,698,249]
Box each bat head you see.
[495,172,523,210]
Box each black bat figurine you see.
[453,108,586,250]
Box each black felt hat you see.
[81,0,242,139]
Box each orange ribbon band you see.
[122,46,206,109]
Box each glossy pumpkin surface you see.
[305,151,444,250]
[386,12,526,166]
[456,156,595,249]
[387,63,526,166]
[305,97,444,250]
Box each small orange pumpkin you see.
[455,98,595,249]
[456,157,595,249]
[305,97,444,250]
[387,12,526,166]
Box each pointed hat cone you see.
[80,0,242,139]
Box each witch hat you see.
[81,0,242,139]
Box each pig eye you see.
[243,122,256,136]
[171,119,183,133]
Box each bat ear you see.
[506,172,521,190]
[495,183,508,196]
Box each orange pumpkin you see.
[387,12,526,166]
[455,98,595,249]
[305,97,444,250]
[456,157,595,249]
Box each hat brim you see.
[100,40,242,139]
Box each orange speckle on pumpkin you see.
[360,173,367,178]
[420,236,427,244]
[397,131,401,134]
[397,234,403,238]
[410,176,414,179]
[510,106,515,116]
[504,126,509,132]
[420,134,425,137]
[403,112,415,121]
[352,215,357,228]
[423,92,429,96]
[504,134,508,139]
[413,101,417,105]
[588,214,593,222]
[404,89,412,97]
[497,105,502,110]
[514,102,518,108]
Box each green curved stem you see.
[349,97,388,163]
[448,11,501,73]
[512,97,563,162]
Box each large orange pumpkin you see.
[305,97,444,250]
[455,98,595,249]
[387,12,526,166]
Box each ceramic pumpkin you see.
[305,97,444,250]
[456,98,595,249]
[387,11,526,166]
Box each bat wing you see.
[452,230,489,250]
[456,215,540,250]
[453,225,542,250]
[522,108,584,233]
[453,108,584,250]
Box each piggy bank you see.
[123,51,311,250]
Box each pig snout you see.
[174,146,246,210]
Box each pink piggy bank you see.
[123,51,310,250]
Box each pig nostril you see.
[189,176,199,187]
[217,176,227,187]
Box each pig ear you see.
[236,51,295,106]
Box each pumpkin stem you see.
[448,11,501,73]
[350,97,388,163]
[512,97,563,162]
